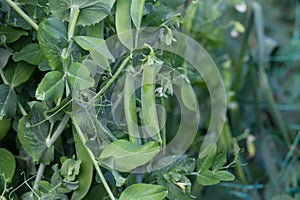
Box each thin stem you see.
[90,56,130,102]
[18,102,27,116]
[68,7,80,40]
[33,163,45,190]
[46,114,70,147]
[33,115,69,190]
[0,67,9,85]
[73,119,115,200]
[5,0,38,31]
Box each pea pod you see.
[180,76,198,111]
[141,59,162,144]
[72,127,93,200]
[183,0,198,34]
[124,65,141,144]
[131,0,145,29]
[116,0,133,49]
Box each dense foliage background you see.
[0,0,300,199]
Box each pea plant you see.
[0,0,244,199]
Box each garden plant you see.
[0,0,300,199]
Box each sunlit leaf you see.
[49,0,116,26]
[119,184,167,200]
[99,140,160,172]
[36,71,65,101]
[67,62,95,90]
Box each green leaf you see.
[0,84,17,119]
[72,36,114,60]
[4,62,35,87]
[13,43,46,65]
[116,0,133,49]
[71,127,93,200]
[37,18,68,70]
[67,62,95,90]
[49,0,116,26]
[0,117,11,140]
[73,36,114,71]
[0,148,16,183]
[212,149,227,171]
[99,140,160,172]
[212,170,235,181]
[131,0,145,29]
[0,26,28,43]
[197,144,217,173]
[18,103,53,164]
[119,184,167,200]
[61,158,81,182]
[196,170,220,186]
[0,48,12,69]
[35,71,65,101]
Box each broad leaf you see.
[0,48,12,69]
[73,36,114,71]
[196,144,217,173]
[0,26,28,43]
[212,170,235,181]
[67,62,95,90]
[99,140,160,172]
[0,148,16,183]
[72,36,114,60]
[4,62,35,87]
[13,43,46,65]
[71,127,93,200]
[38,18,68,70]
[119,184,167,200]
[196,170,220,186]
[49,0,116,26]
[18,103,53,164]
[36,71,65,101]
[212,149,227,170]
[0,117,11,140]
[0,84,17,119]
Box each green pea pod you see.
[141,61,162,144]
[180,77,198,111]
[71,127,93,200]
[131,0,145,29]
[124,68,141,144]
[116,0,133,49]
[183,0,198,34]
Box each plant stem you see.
[91,56,130,102]
[0,67,9,85]
[73,119,115,200]
[68,7,80,40]
[33,163,45,190]
[32,115,69,190]
[5,0,38,31]
[46,114,70,147]
[18,102,27,116]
